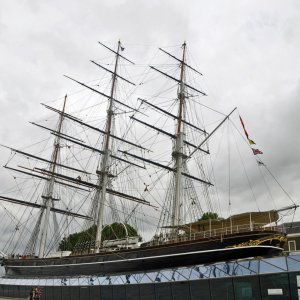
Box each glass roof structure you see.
[0,253,300,286]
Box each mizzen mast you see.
[38,95,67,258]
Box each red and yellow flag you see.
[239,115,256,145]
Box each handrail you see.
[6,224,284,258]
[146,223,284,247]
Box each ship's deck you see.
[143,224,283,247]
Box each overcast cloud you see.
[0,0,300,230]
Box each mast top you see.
[158,43,203,76]
[98,41,135,65]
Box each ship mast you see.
[128,43,211,233]
[171,42,186,235]
[94,41,121,253]
[38,95,67,258]
[1,42,155,258]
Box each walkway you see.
[0,297,26,300]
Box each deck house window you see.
[288,240,296,251]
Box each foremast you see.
[130,42,210,235]
[172,42,187,236]
[94,41,121,253]
[38,95,67,258]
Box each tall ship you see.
[0,41,296,282]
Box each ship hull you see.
[4,230,284,278]
[5,246,282,278]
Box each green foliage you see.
[102,222,140,241]
[58,222,140,252]
[199,212,219,221]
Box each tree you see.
[58,222,140,252]
[199,212,219,221]
[101,222,140,241]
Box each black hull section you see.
[4,230,284,278]
[5,246,282,278]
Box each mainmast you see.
[94,41,121,253]
[38,95,67,258]
[171,42,186,235]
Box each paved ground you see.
[0,297,27,300]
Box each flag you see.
[252,148,263,155]
[248,138,256,145]
[240,115,257,145]
[121,46,125,51]
[239,116,249,139]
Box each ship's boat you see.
[0,41,296,278]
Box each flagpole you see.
[184,107,237,162]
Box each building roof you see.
[282,222,300,234]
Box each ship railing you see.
[200,223,283,239]
[147,224,284,247]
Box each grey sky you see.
[0,0,299,227]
